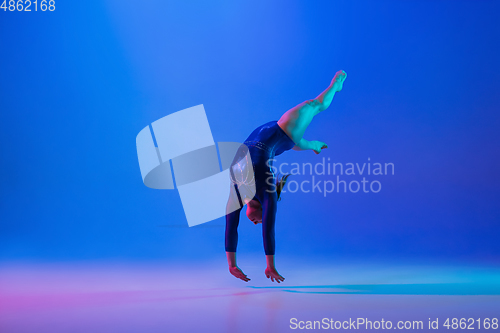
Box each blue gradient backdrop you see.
[1,0,499,263]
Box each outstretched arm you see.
[292,138,328,154]
[225,196,250,282]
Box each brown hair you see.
[276,173,291,201]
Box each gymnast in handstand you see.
[225,70,347,283]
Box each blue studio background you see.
[1,0,499,264]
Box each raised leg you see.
[277,70,347,145]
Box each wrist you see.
[226,251,237,268]
[265,255,275,268]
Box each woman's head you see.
[246,199,263,224]
[245,173,291,225]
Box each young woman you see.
[225,70,347,283]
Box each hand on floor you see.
[229,266,251,282]
[265,267,285,283]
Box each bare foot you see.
[229,266,251,282]
[331,70,347,92]
[311,141,328,154]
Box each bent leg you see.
[277,70,347,144]
[277,100,316,144]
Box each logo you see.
[135,105,255,227]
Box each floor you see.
[1,258,499,332]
